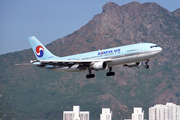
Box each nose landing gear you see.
[144,60,149,69]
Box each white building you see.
[132,107,144,120]
[100,108,112,120]
[63,106,89,120]
[149,103,180,120]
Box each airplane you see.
[17,36,162,79]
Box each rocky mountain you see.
[1,2,180,120]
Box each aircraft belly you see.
[138,51,160,61]
[108,51,160,67]
[108,54,139,67]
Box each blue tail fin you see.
[28,36,58,60]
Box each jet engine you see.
[123,62,141,68]
[92,62,108,71]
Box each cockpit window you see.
[150,45,158,48]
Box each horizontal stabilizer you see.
[15,63,33,66]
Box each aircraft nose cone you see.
[158,47,162,53]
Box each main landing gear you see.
[86,67,115,79]
[106,67,115,76]
[144,60,149,69]
[86,68,95,79]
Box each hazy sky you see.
[0,0,180,55]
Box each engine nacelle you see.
[92,62,108,71]
[123,62,141,68]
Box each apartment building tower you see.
[100,108,112,120]
[63,106,89,120]
[149,103,180,120]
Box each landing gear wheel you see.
[144,60,149,69]
[144,65,149,69]
[86,68,95,79]
[86,74,95,79]
[106,67,115,76]
[106,72,115,76]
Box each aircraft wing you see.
[16,58,112,71]
[34,58,112,69]
[39,58,112,63]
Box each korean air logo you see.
[36,46,44,58]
